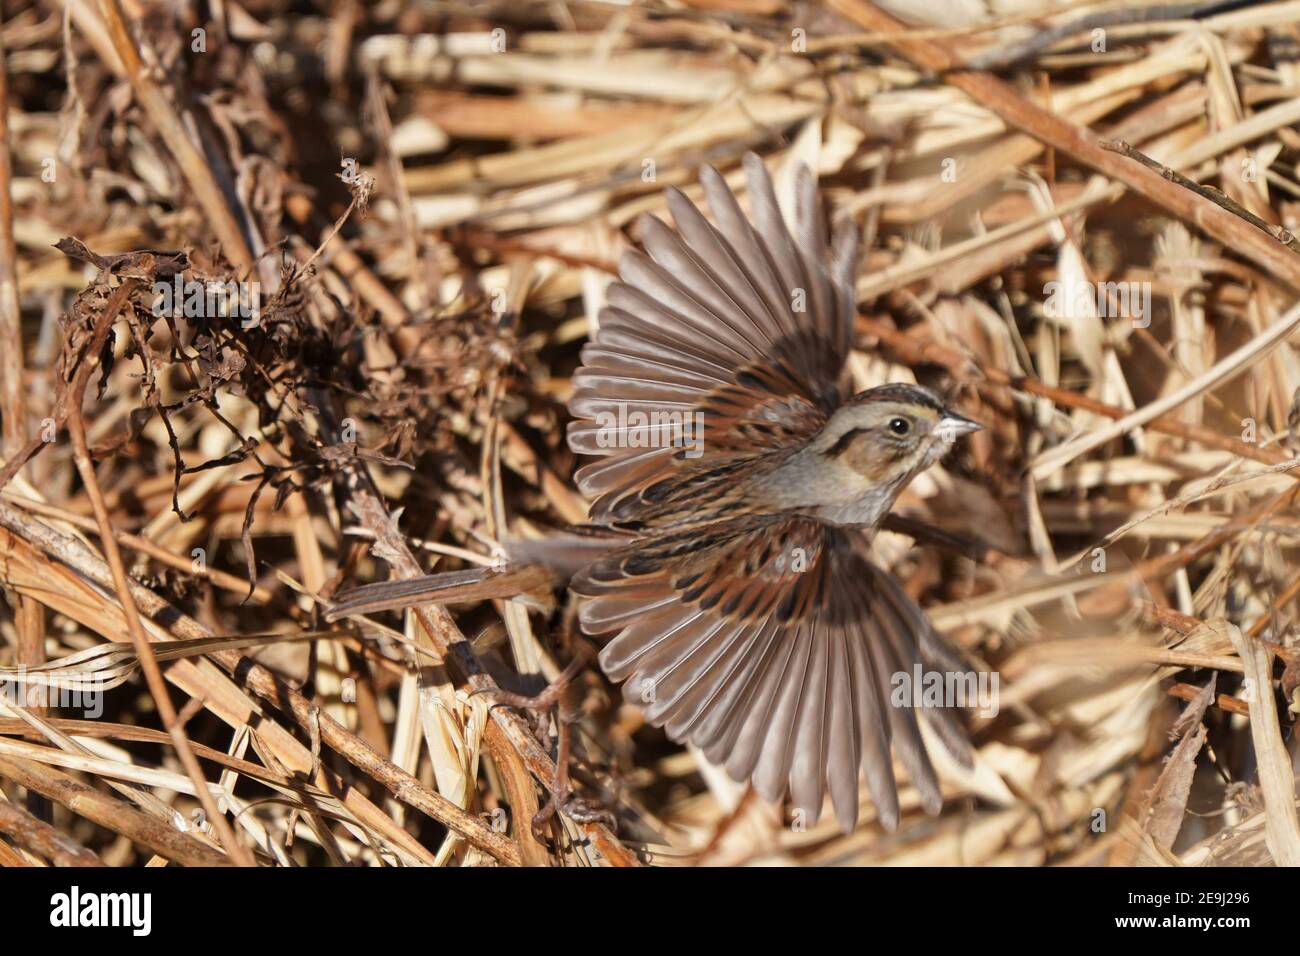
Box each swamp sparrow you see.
[330,153,982,832]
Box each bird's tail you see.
[325,531,628,620]
[325,564,555,620]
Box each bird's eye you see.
[888,417,911,437]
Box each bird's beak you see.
[937,410,983,440]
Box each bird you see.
[328,152,983,833]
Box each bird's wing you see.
[567,152,860,524]
[570,515,974,832]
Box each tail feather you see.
[505,531,629,580]
[326,564,554,620]
[326,531,627,620]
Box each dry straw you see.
[0,0,1297,867]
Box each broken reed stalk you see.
[0,7,47,785]
[48,7,544,864]
[97,0,253,271]
[0,497,521,864]
[0,754,231,866]
[0,793,105,866]
[66,376,255,865]
[1100,139,1300,254]
[967,1,1252,70]
[9,494,528,863]
[0,14,27,462]
[826,0,1300,293]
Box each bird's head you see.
[815,383,982,485]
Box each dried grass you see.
[0,0,1298,867]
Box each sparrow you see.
[329,153,983,833]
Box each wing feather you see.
[825,619,862,831]
[741,152,814,344]
[847,622,900,830]
[617,251,762,362]
[748,620,811,804]
[663,187,785,345]
[697,164,805,342]
[868,599,943,815]
[567,153,860,525]
[661,620,757,740]
[693,614,786,756]
[788,617,832,822]
[568,446,673,495]
[596,304,738,380]
[573,515,976,832]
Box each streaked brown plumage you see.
[329,153,982,832]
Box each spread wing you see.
[567,153,860,524]
[570,515,974,832]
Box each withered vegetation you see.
[0,0,1299,867]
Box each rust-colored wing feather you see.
[567,153,860,525]
[570,515,973,832]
